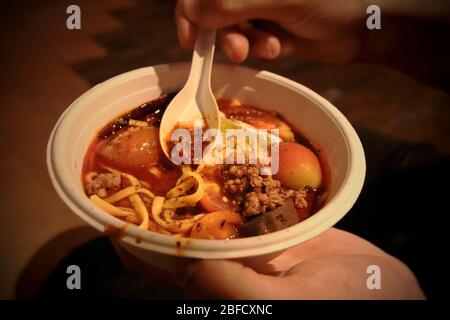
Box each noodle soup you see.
[82,94,328,240]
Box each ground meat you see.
[86,172,121,198]
[291,189,308,208]
[243,182,286,216]
[243,191,264,216]
[222,164,309,217]
[224,178,248,193]
[223,164,261,194]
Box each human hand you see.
[175,0,368,63]
[175,228,425,299]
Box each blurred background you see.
[0,0,448,299]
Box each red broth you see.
[82,94,329,238]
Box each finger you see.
[175,0,197,48]
[285,254,425,299]
[278,36,297,58]
[281,228,389,263]
[218,27,250,63]
[178,259,287,299]
[179,0,283,29]
[247,29,281,59]
[250,21,298,58]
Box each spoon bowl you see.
[159,28,220,163]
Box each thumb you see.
[177,259,285,299]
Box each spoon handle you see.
[185,28,217,94]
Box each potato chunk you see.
[191,211,242,240]
[98,126,160,169]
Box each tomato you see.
[274,142,322,190]
[199,182,237,212]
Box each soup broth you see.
[82,94,328,239]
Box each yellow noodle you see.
[116,207,136,213]
[162,209,204,225]
[99,165,205,233]
[182,166,192,174]
[103,186,155,204]
[90,195,129,217]
[151,196,203,233]
[166,176,195,199]
[125,214,140,224]
[175,169,193,185]
[151,196,167,227]
[129,193,149,229]
[102,166,150,229]
[148,166,162,178]
[196,162,206,172]
[116,207,141,224]
[170,221,196,234]
[163,210,205,233]
[163,171,205,209]
[139,180,150,188]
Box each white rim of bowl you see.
[47,63,366,259]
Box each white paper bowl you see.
[47,63,365,270]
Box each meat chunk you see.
[86,172,121,198]
[244,189,285,216]
[222,164,310,217]
[237,198,299,237]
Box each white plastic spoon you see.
[159,28,219,163]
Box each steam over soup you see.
[82,94,328,239]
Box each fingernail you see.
[230,42,247,63]
[266,38,281,59]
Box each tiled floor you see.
[0,0,448,299]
